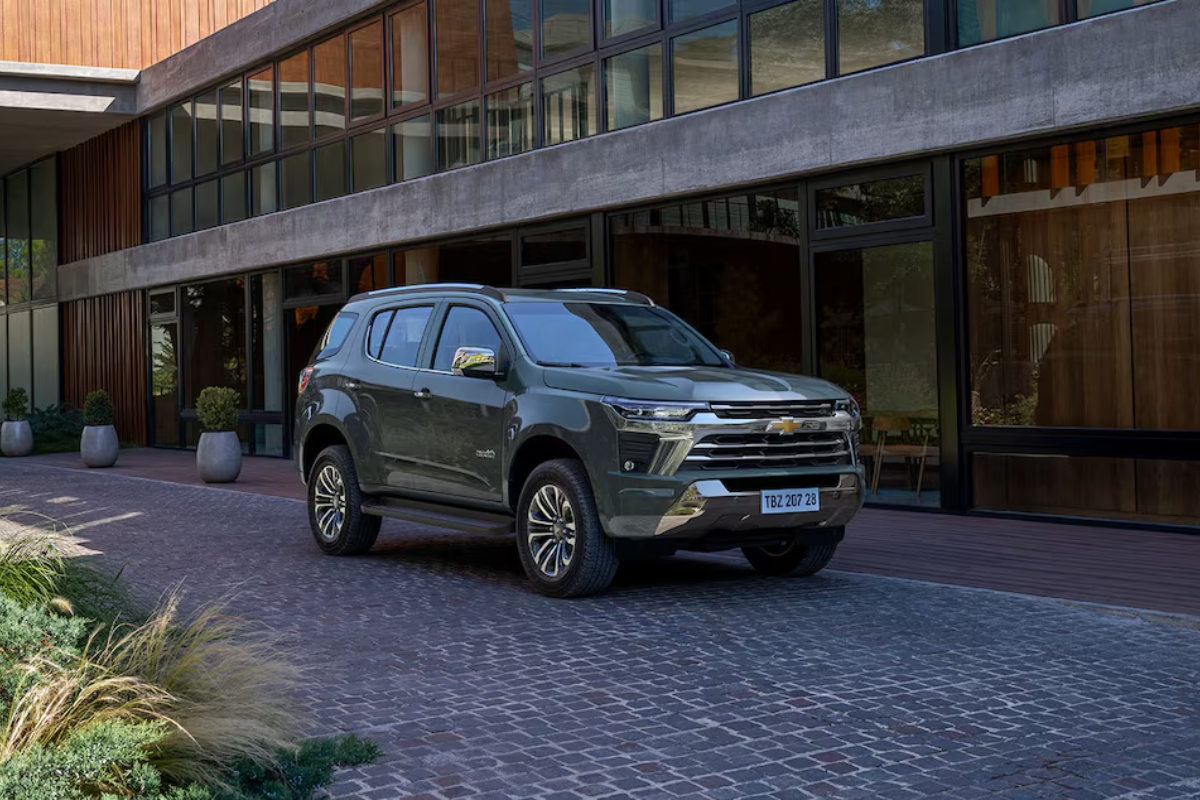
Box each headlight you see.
[834,398,860,418]
[603,397,708,422]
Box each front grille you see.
[710,401,834,420]
[683,431,851,471]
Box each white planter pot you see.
[197,431,242,483]
[1,420,33,457]
[80,425,119,468]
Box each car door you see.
[409,303,510,505]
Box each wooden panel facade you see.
[0,0,273,70]
[60,120,142,264]
[61,291,147,445]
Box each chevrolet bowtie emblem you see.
[768,417,800,434]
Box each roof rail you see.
[557,288,655,306]
[356,283,507,302]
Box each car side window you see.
[366,310,394,360]
[378,306,433,367]
[433,306,503,372]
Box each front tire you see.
[742,532,840,577]
[307,445,381,556]
[516,459,618,598]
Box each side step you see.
[361,498,515,535]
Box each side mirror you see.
[452,346,503,379]
[721,349,736,365]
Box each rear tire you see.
[742,532,840,576]
[307,445,381,556]
[516,459,618,598]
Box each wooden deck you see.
[16,448,1200,618]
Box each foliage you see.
[222,735,382,800]
[196,388,240,434]
[84,391,116,427]
[3,388,28,423]
[28,403,87,454]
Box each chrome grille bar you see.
[710,401,834,419]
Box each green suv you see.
[295,285,865,597]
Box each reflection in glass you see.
[437,100,482,170]
[288,305,341,407]
[30,159,56,301]
[151,322,180,446]
[1077,0,1160,17]
[314,140,347,202]
[352,127,388,192]
[351,253,392,294]
[522,227,587,265]
[5,171,29,305]
[171,188,194,237]
[605,44,662,131]
[750,0,824,96]
[195,179,219,231]
[251,162,278,216]
[487,0,533,81]
[541,0,590,57]
[182,278,247,407]
[436,0,480,97]
[150,292,176,317]
[313,35,347,138]
[957,0,1058,45]
[815,175,925,229]
[248,66,275,156]
[32,306,58,410]
[220,80,244,165]
[285,262,344,300]
[392,4,429,107]
[195,90,219,176]
[8,310,30,397]
[350,21,385,119]
[170,102,193,184]
[0,188,5,304]
[837,0,924,75]
[149,113,168,187]
[669,0,732,22]
[671,21,739,114]
[149,195,170,242]
[279,51,311,149]
[396,235,513,285]
[486,83,534,159]
[605,0,655,37]
[252,273,283,418]
[0,321,6,396]
[542,65,596,145]
[394,115,436,180]
[281,152,311,210]
[221,172,248,224]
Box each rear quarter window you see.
[313,311,359,361]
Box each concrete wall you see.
[59,0,1200,300]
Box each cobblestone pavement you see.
[1,461,1198,800]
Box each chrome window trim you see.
[362,302,436,369]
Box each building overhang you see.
[0,61,139,175]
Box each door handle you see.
[414,388,431,399]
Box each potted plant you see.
[196,386,242,483]
[1,388,33,457]
[80,390,119,468]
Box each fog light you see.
[623,460,636,472]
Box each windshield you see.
[505,302,727,367]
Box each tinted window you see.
[433,307,503,371]
[367,310,395,358]
[316,312,359,360]
[381,306,434,366]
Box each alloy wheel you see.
[526,483,577,578]
[313,464,347,541]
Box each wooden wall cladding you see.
[60,120,142,264]
[0,0,274,70]
[61,290,147,445]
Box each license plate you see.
[761,488,820,514]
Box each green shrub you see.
[28,403,87,454]
[225,734,382,800]
[84,391,115,427]
[196,388,240,434]
[2,388,28,422]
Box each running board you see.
[361,498,515,535]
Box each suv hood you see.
[541,365,848,403]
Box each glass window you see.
[8,310,31,397]
[605,43,663,131]
[281,152,311,210]
[150,322,180,446]
[248,66,275,156]
[0,187,5,304]
[149,195,170,242]
[170,101,193,184]
[288,305,341,403]
[487,0,533,80]
[316,312,356,358]
[279,51,311,149]
[286,262,344,300]
[314,140,347,202]
[350,253,391,294]
[957,0,1058,46]
[150,291,176,316]
[221,172,248,224]
[541,0,590,58]
[32,306,58,408]
[220,80,244,166]
[436,0,480,97]
[392,4,429,107]
[196,90,219,176]
[815,175,925,229]
[182,278,247,406]
[148,113,168,188]
[437,100,482,170]
[313,34,347,138]
[1077,0,1161,18]
[195,179,219,230]
[251,162,278,216]
[966,126,1200,432]
[394,115,435,180]
[396,235,513,285]
[30,159,56,301]
[251,273,283,414]
[352,127,388,192]
[669,0,732,22]
[0,318,7,398]
[382,305,435,366]
[350,21,385,120]
[486,83,534,159]
[750,0,825,96]
[433,306,502,370]
[542,65,596,145]
[605,0,655,38]
[171,187,194,237]
[367,309,394,358]
[522,227,586,265]
[5,171,29,305]
[837,0,923,75]
[671,20,739,115]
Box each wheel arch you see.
[507,435,584,511]
[301,422,352,482]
